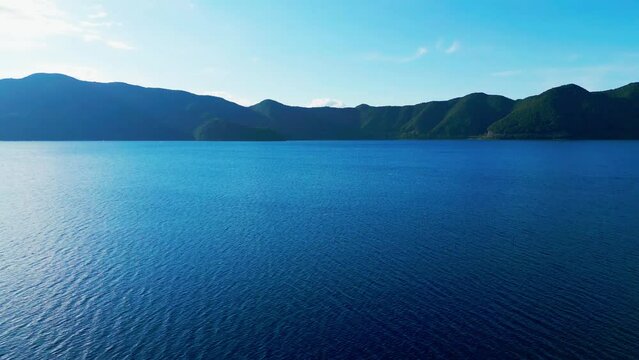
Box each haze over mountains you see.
[1,73,638,141]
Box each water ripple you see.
[0,141,638,359]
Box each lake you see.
[0,141,638,359]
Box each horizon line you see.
[6,72,638,109]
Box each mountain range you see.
[1,73,638,140]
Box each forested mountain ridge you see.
[1,73,638,140]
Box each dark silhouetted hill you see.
[0,73,269,140]
[1,74,638,140]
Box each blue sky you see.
[1,0,638,106]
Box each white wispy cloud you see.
[80,20,117,28]
[88,11,108,19]
[445,41,461,54]
[492,70,522,77]
[309,98,346,108]
[88,5,108,19]
[368,40,460,63]
[0,0,79,50]
[0,0,133,51]
[366,46,429,63]
[405,47,428,62]
[106,40,134,50]
[82,33,101,42]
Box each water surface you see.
[1,141,638,359]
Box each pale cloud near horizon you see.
[309,98,346,108]
[0,0,133,51]
[202,87,345,108]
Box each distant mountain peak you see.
[254,99,284,106]
[23,73,78,81]
[548,83,588,93]
[464,92,489,97]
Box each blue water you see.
[0,141,638,359]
